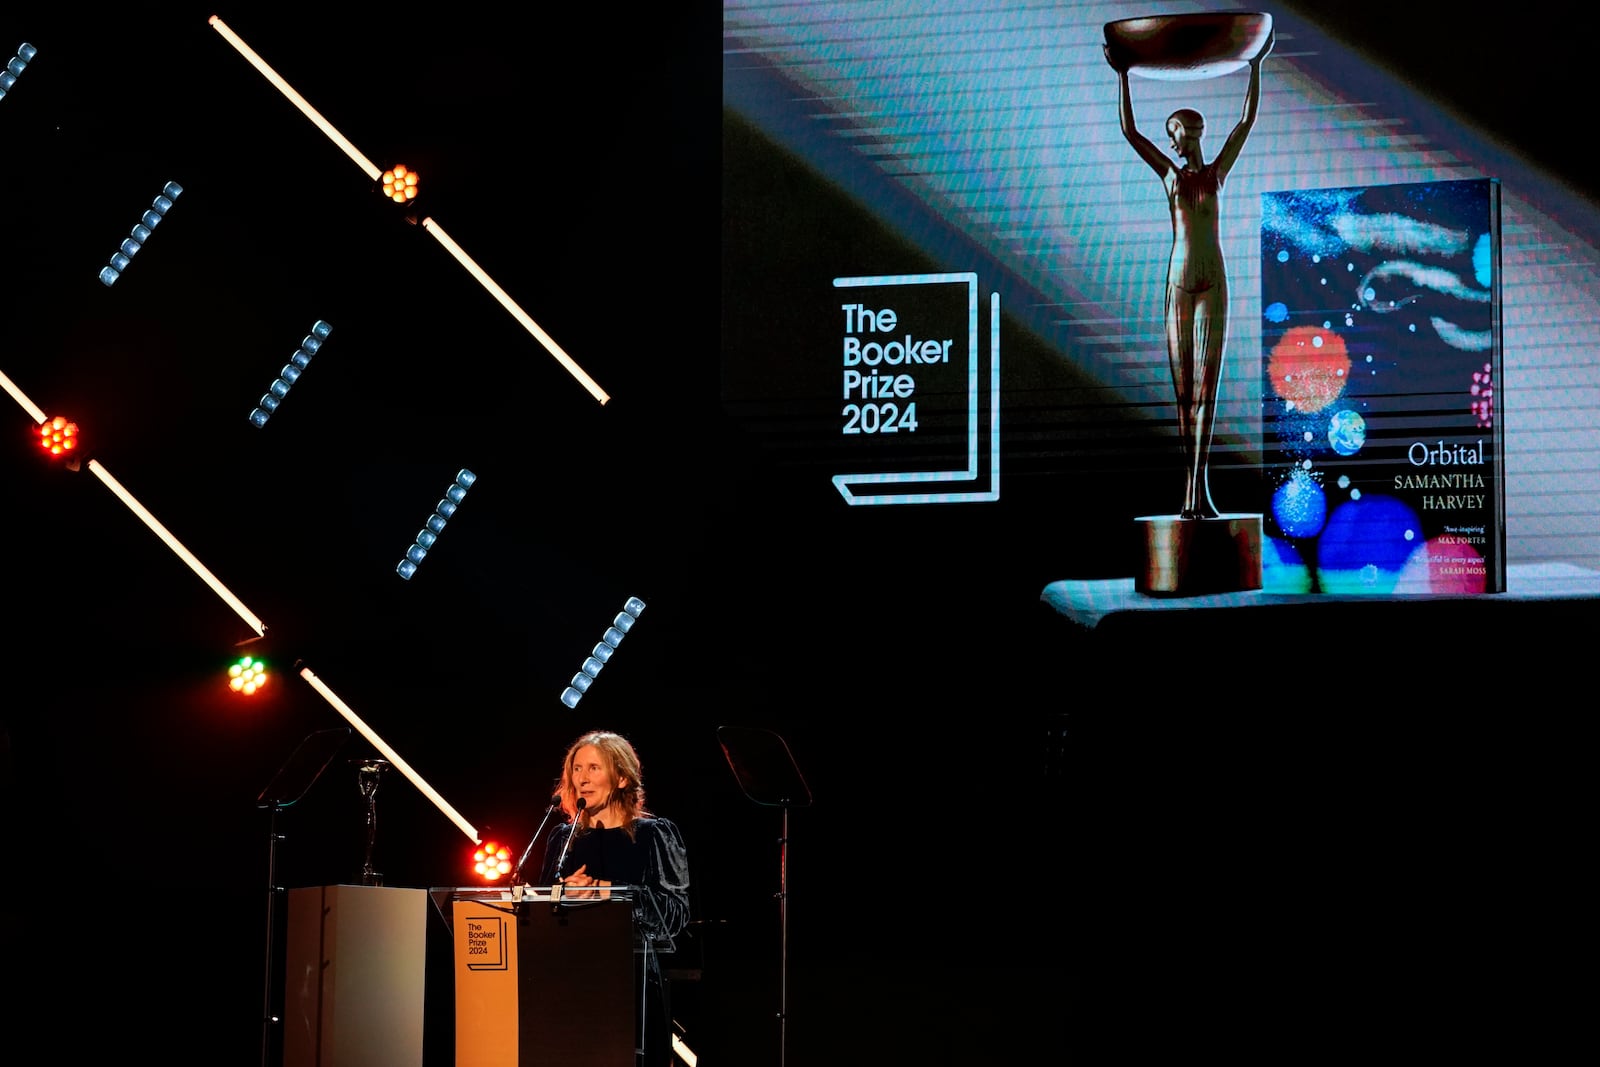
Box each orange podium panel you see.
[444,888,636,1067]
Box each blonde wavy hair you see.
[555,730,649,840]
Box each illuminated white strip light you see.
[299,665,481,844]
[6,367,267,635]
[206,16,608,405]
[0,367,48,424]
[671,1033,697,1066]
[207,17,381,181]
[420,218,610,405]
[86,460,268,637]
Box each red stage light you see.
[473,841,512,881]
[38,416,78,457]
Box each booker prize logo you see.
[830,271,1000,506]
[464,915,509,971]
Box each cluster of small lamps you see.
[229,656,267,695]
[38,415,78,457]
[382,165,418,203]
[473,841,513,881]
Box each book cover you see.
[1259,177,1505,594]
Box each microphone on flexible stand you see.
[550,797,586,904]
[510,794,563,888]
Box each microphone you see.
[551,796,586,889]
[510,794,562,887]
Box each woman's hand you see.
[558,864,610,899]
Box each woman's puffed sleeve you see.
[640,818,691,942]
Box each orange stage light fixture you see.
[229,655,267,694]
[472,841,513,881]
[560,596,646,708]
[383,165,418,203]
[38,415,78,457]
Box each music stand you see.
[717,726,812,1067]
[255,727,350,1067]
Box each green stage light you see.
[229,655,267,695]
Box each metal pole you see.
[260,808,283,1067]
[779,805,789,1067]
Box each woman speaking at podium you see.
[538,729,690,1066]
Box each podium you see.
[432,887,664,1067]
[282,884,428,1067]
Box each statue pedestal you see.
[1135,513,1263,596]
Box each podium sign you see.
[451,898,521,1067]
[443,889,637,1067]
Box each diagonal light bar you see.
[0,367,48,424]
[421,217,610,404]
[207,16,608,405]
[207,16,381,180]
[299,665,482,844]
[86,460,268,637]
[3,367,267,636]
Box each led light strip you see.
[299,665,481,844]
[207,17,381,180]
[87,460,268,637]
[207,16,608,405]
[0,367,47,423]
[421,218,609,405]
[5,368,268,635]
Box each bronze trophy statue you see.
[1104,12,1273,595]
